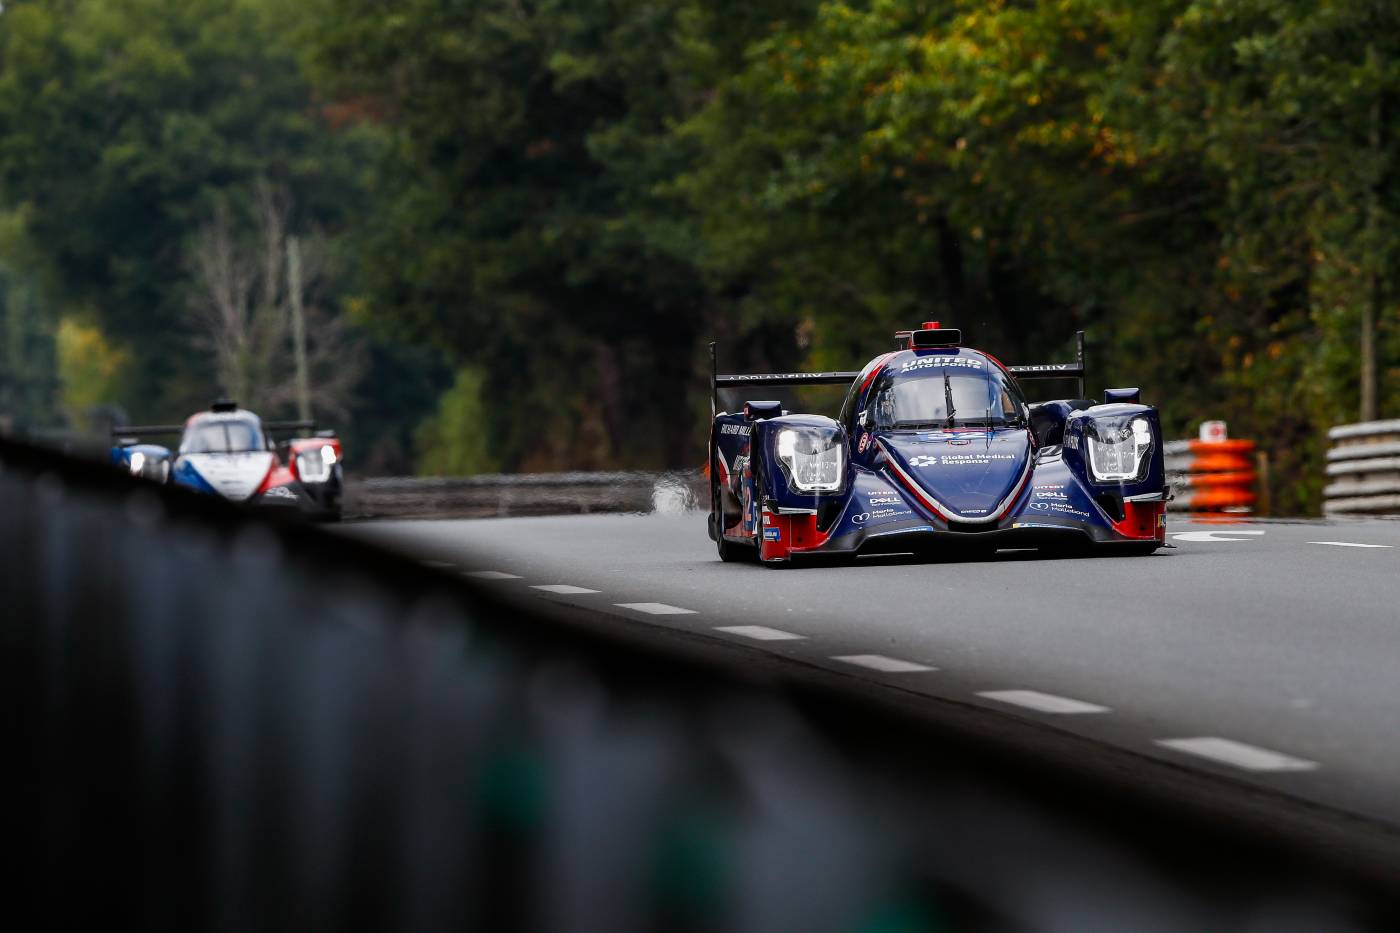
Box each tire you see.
[712,454,756,563]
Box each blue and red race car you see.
[708,325,1167,564]
[111,400,344,520]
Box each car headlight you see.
[128,451,146,476]
[1085,416,1154,482]
[297,447,334,483]
[775,427,846,493]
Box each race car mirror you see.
[1103,387,1141,405]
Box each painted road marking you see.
[1171,530,1266,543]
[530,584,602,594]
[464,570,523,580]
[1307,540,1393,549]
[1156,737,1318,773]
[978,690,1110,714]
[714,625,805,641]
[615,602,697,615]
[831,654,935,673]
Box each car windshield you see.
[180,419,266,454]
[869,364,1026,430]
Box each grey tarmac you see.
[344,513,1400,829]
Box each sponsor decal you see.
[910,453,1015,467]
[763,527,781,541]
[1030,501,1091,518]
[1064,435,1079,450]
[919,430,989,441]
[720,423,751,435]
[948,438,972,446]
[1158,513,1167,528]
[900,357,983,373]
[1012,521,1067,529]
[867,494,902,506]
[762,513,771,525]
[1034,490,1069,501]
[853,507,913,525]
[1034,483,1066,490]
[961,508,989,515]
[858,432,870,453]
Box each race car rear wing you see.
[709,343,859,416]
[1006,330,1086,399]
[709,331,1087,415]
[111,420,327,443]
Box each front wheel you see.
[712,458,756,563]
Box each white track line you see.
[464,570,522,580]
[530,584,601,594]
[714,625,805,641]
[1307,540,1393,549]
[1171,530,1265,542]
[614,602,697,615]
[1155,737,1318,772]
[978,690,1110,714]
[831,654,935,673]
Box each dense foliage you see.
[1,0,1397,509]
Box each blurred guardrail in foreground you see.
[1325,420,1400,516]
[5,436,1398,931]
[343,470,705,519]
[1166,421,1263,517]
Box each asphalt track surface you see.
[346,513,1400,840]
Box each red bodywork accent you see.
[1112,500,1167,542]
[760,509,834,561]
[859,353,895,395]
[922,321,941,330]
[287,437,343,481]
[255,462,292,495]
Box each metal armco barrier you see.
[344,470,705,519]
[1165,437,1258,515]
[1325,419,1400,515]
[4,437,1398,931]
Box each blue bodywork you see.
[709,344,1168,563]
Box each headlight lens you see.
[1085,416,1154,482]
[128,451,146,475]
[776,428,845,492]
[297,448,333,482]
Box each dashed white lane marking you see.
[530,584,601,594]
[831,654,935,673]
[1307,540,1393,549]
[1156,737,1318,772]
[464,570,523,580]
[614,602,697,615]
[1171,530,1266,543]
[714,625,805,641]
[978,690,1110,714]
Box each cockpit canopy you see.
[861,353,1028,431]
[180,415,268,454]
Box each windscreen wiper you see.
[943,371,956,429]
